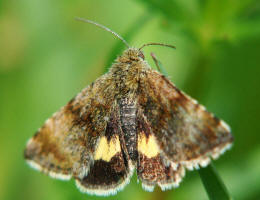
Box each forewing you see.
[24,73,115,180]
[138,69,233,169]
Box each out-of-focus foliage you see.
[0,0,260,200]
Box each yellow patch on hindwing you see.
[138,132,160,158]
[94,135,121,162]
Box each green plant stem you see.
[150,52,169,77]
[199,164,232,200]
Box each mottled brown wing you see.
[24,73,116,180]
[136,111,185,192]
[138,69,233,170]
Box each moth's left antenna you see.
[75,17,130,48]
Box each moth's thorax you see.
[109,48,148,96]
[110,48,146,73]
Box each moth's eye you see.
[138,52,145,60]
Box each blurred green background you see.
[1,0,260,199]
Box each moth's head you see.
[118,42,177,64]
[118,48,145,63]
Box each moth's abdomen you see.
[119,98,137,161]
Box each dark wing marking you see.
[138,69,233,170]
[24,73,115,180]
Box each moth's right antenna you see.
[139,42,176,50]
[75,17,130,48]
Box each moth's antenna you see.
[75,17,130,48]
[139,42,176,50]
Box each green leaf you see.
[103,13,152,72]
[227,19,260,41]
[136,0,187,21]
[199,164,232,200]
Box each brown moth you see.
[24,19,233,196]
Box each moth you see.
[24,18,233,196]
